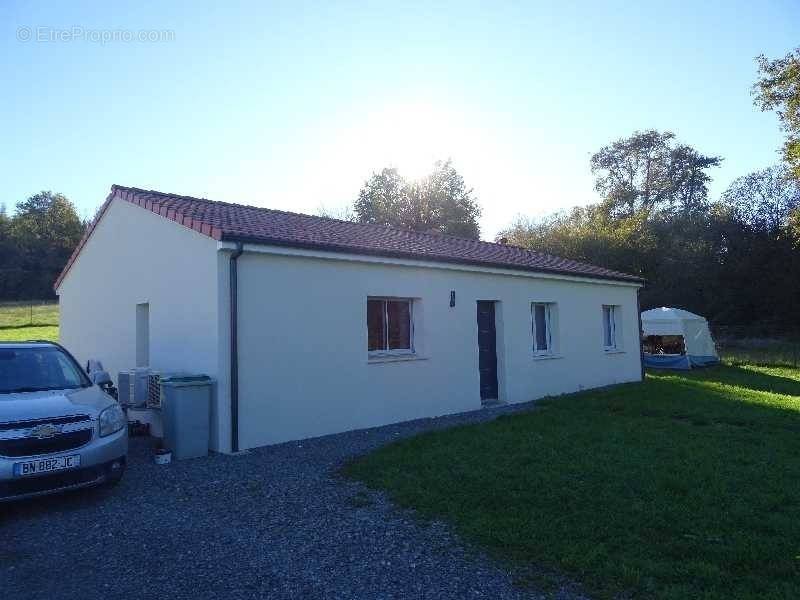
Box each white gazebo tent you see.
[641,307,719,369]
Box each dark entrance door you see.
[476,301,499,401]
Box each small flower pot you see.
[154,448,172,465]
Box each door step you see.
[481,399,504,408]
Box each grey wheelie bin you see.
[160,375,214,460]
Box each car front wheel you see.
[105,458,126,486]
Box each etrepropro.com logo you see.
[16,26,175,44]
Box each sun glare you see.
[309,98,547,238]
[360,102,462,181]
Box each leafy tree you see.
[353,167,407,227]
[316,203,356,222]
[0,191,85,300]
[354,160,482,238]
[720,165,800,233]
[500,206,656,280]
[753,48,800,180]
[13,191,85,256]
[499,207,716,312]
[0,205,14,296]
[789,207,800,246]
[590,130,721,217]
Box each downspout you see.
[229,242,244,453]
[636,287,645,382]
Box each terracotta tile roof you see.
[55,185,644,289]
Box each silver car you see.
[0,341,127,502]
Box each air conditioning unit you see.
[118,371,133,405]
[120,369,191,409]
[118,369,152,408]
[147,372,163,408]
[146,371,190,409]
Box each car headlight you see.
[99,404,126,437]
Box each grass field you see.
[718,338,799,368]
[344,366,800,599]
[0,302,59,342]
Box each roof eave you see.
[220,233,646,285]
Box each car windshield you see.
[0,346,91,393]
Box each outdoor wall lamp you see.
[450,290,456,307]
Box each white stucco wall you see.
[56,199,225,448]
[57,200,643,453]
[234,248,642,449]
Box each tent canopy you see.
[641,307,719,368]
[641,307,705,335]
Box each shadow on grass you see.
[653,364,800,398]
[0,323,58,331]
[346,364,800,599]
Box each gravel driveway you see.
[2,402,580,600]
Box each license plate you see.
[13,455,81,477]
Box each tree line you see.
[500,133,800,330]
[0,192,85,301]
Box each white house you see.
[56,185,645,453]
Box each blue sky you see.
[1,1,797,238]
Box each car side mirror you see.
[91,370,113,386]
[86,359,104,375]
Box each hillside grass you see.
[344,365,800,599]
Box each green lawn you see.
[0,302,59,342]
[0,324,59,342]
[719,339,800,369]
[344,366,800,599]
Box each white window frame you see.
[602,305,618,351]
[367,297,415,356]
[531,302,554,356]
